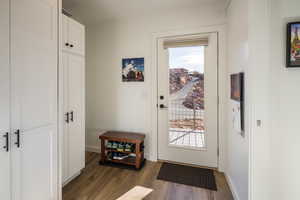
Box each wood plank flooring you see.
[63,152,234,200]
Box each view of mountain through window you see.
[168,46,205,148]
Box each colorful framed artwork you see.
[287,22,300,68]
[122,57,145,82]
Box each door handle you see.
[70,111,74,122]
[159,104,168,109]
[15,130,20,148]
[3,132,9,152]
[65,112,69,123]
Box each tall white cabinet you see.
[62,15,86,185]
[0,0,11,199]
[0,0,59,199]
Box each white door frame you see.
[150,24,227,171]
[58,0,63,199]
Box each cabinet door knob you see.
[70,111,74,122]
[159,104,168,109]
[15,130,20,148]
[70,44,74,48]
[65,112,69,123]
[65,43,69,46]
[3,132,9,152]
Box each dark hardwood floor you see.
[63,152,234,200]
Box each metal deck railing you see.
[168,98,205,148]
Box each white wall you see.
[269,0,300,199]
[84,6,227,158]
[247,0,272,199]
[245,0,300,199]
[226,1,249,200]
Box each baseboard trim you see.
[62,171,81,187]
[225,173,240,200]
[86,145,101,153]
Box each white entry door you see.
[10,0,58,199]
[157,33,218,167]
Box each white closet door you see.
[62,52,69,183]
[62,15,69,52]
[68,54,85,177]
[0,0,11,199]
[10,0,58,199]
[68,18,85,56]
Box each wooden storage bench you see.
[99,131,145,169]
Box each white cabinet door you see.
[0,0,11,199]
[10,0,58,199]
[62,52,69,183]
[68,18,85,56]
[62,15,69,52]
[62,53,85,184]
[67,54,85,178]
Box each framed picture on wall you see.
[230,73,244,103]
[230,72,245,136]
[286,22,300,68]
[122,57,145,82]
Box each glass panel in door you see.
[168,46,205,149]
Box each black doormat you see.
[157,163,217,191]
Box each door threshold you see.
[157,159,218,171]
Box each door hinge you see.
[217,147,220,157]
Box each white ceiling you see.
[63,0,229,24]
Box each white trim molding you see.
[225,174,240,200]
[58,0,63,200]
[86,145,101,153]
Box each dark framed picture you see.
[286,22,300,68]
[230,72,245,134]
[122,57,144,82]
[230,73,244,102]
